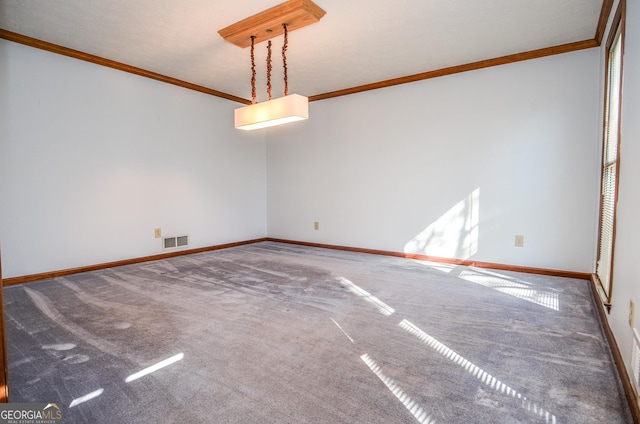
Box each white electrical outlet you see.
[314,221,319,230]
[515,235,524,247]
[154,228,162,238]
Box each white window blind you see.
[597,26,623,298]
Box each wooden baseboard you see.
[0,250,9,402]
[2,237,591,286]
[589,275,640,423]
[266,238,592,280]
[2,238,268,286]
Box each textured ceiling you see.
[0,0,603,103]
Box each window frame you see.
[596,0,625,308]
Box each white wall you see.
[267,49,601,272]
[607,0,640,393]
[0,40,267,278]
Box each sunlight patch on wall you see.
[404,188,480,260]
[459,268,559,311]
[399,319,557,423]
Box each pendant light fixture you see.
[218,0,326,131]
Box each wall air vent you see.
[163,235,189,250]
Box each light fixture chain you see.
[267,40,273,100]
[250,36,257,104]
[282,23,289,96]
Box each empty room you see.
[1,0,639,423]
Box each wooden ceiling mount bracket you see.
[218,0,326,48]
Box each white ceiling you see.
[0,0,603,103]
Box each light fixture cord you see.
[282,23,289,96]
[267,40,273,100]
[250,36,257,104]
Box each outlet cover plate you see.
[515,235,524,247]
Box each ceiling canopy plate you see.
[218,0,326,48]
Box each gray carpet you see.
[3,241,632,423]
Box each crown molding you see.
[595,0,616,44]
[0,28,251,105]
[309,39,599,102]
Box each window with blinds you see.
[596,13,624,303]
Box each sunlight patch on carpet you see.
[125,353,184,383]
[331,318,355,343]
[338,277,395,316]
[399,319,557,423]
[459,268,559,311]
[69,388,104,408]
[361,353,436,424]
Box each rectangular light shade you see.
[235,94,308,131]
